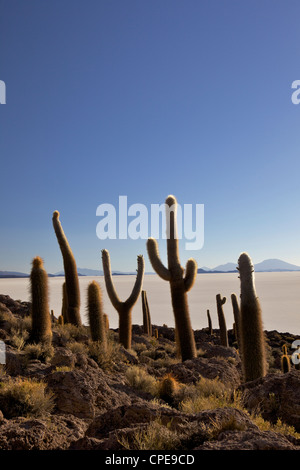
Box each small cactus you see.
[158,373,179,405]
[238,252,267,382]
[58,315,64,325]
[141,290,152,336]
[207,309,213,335]
[216,294,228,347]
[147,195,197,361]
[30,256,52,344]
[52,211,81,327]
[282,344,288,355]
[102,249,144,349]
[281,354,291,374]
[231,293,242,351]
[87,281,107,350]
[154,328,159,339]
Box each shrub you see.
[0,377,54,418]
[125,366,158,395]
[118,418,181,450]
[23,343,54,363]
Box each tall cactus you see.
[52,211,81,327]
[216,294,229,347]
[147,195,197,361]
[30,256,52,344]
[87,281,107,349]
[238,252,267,382]
[101,249,144,349]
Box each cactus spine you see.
[231,293,241,350]
[238,252,267,382]
[141,290,152,336]
[147,195,197,361]
[216,294,228,347]
[102,249,144,349]
[87,281,107,349]
[30,256,52,344]
[52,211,81,327]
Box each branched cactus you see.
[102,249,144,349]
[87,281,107,350]
[30,256,52,344]
[231,293,241,351]
[141,290,152,336]
[216,294,228,347]
[147,195,197,361]
[52,211,81,327]
[238,252,267,382]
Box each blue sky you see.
[0,0,300,274]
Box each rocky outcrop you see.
[240,369,300,432]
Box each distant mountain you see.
[254,259,300,272]
[0,271,29,278]
[198,259,300,273]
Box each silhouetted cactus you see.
[141,290,152,336]
[238,252,267,382]
[281,354,291,373]
[102,249,144,349]
[147,195,197,361]
[58,315,64,325]
[30,257,52,344]
[87,281,107,349]
[154,328,159,339]
[216,294,228,347]
[52,211,81,327]
[207,309,213,335]
[231,293,241,350]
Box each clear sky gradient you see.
[0,0,300,274]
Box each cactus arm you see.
[101,249,122,310]
[147,238,171,281]
[184,258,197,292]
[125,255,145,308]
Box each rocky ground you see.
[0,294,300,451]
